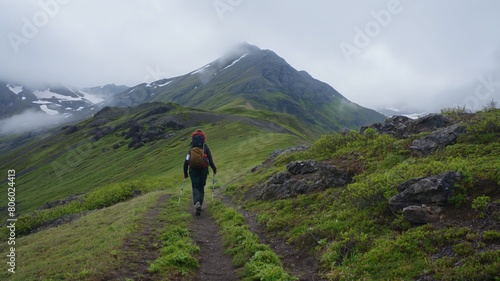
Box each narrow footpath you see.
[190,202,239,281]
[222,195,327,281]
[101,193,171,281]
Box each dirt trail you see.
[99,193,171,281]
[190,202,239,281]
[222,195,327,281]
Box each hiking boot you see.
[195,202,201,216]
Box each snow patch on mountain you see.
[78,90,104,104]
[40,105,59,116]
[191,64,210,75]
[157,80,172,87]
[222,54,247,70]
[7,84,23,95]
[34,89,82,101]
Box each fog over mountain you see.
[1,1,499,114]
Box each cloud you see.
[1,0,499,113]
[0,109,64,135]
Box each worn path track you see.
[190,202,239,281]
[100,193,171,281]
[221,193,327,281]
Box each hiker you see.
[183,129,217,215]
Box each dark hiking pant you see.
[189,167,208,206]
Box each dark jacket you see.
[184,144,217,178]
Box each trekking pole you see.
[177,178,186,206]
[211,174,216,202]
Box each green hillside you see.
[225,108,500,280]
[0,99,309,280]
[1,103,498,280]
[0,102,307,215]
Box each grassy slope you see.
[0,102,306,279]
[10,104,498,280]
[0,104,307,215]
[0,190,167,280]
[225,109,500,280]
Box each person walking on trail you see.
[183,129,217,216]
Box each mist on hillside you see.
[0,109,64,135]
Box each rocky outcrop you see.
[388,171,462,224]
[123,122,181,149]
[410,124,467,154]
[286,160,319,175]
[87,126,114,141]
[361,114,452,138]
[61,125,79,135]
[257,160,352,200]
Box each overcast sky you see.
[1,0,499,113]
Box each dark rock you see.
[361,114,453,139]
[388,171,462,223]
[258,161,353,200]
[402,205,442,224]
[361,115,413,138]
[410,124,467,154]
[411,114,448,134]
[287,160,320,175]
[125,124,144,139]
[87,126,114,141]
[62,125,79,135]
[269,172,292,184]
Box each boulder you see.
[287,160,319,175]
[361,115,412,138]
[388,171,461,224]
[361,113,453,139]
[410,124,466,154]
[402,205,442,224]
[258,161,352,200]
[410,114,448,134]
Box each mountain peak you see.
[123,43,387,132]
[225,42,261,56]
